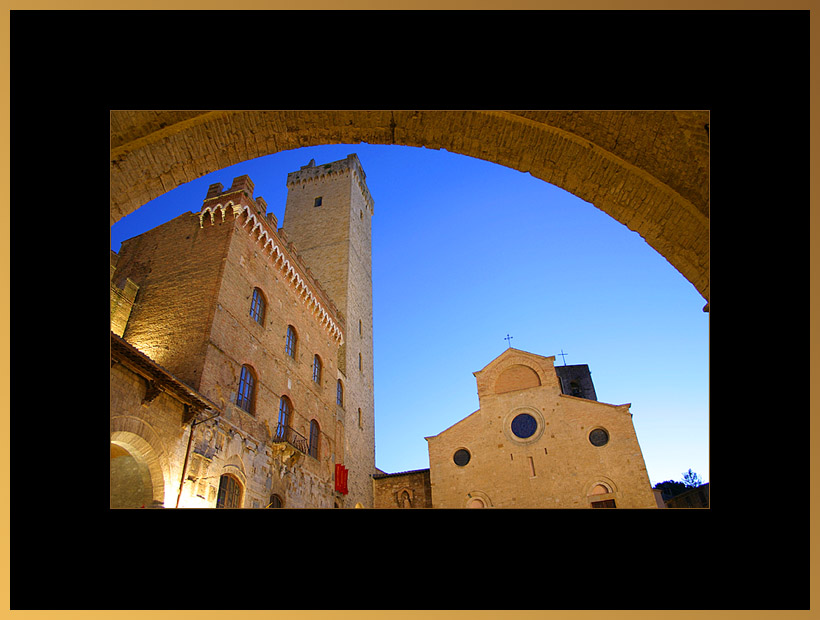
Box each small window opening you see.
[236,365,255,414]
[250,288,265,324]
[309,419,320,459]
[286,325,297,358]
[313,355,322,384]
[314,196,322,207]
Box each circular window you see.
[453,449,471,466]
[511,413,538,439]
[589,428,610,447]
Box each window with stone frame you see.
[313,355,322,384]
[236,365,256,414]
[286,325,297,358]
[277,396,292,438]
[309,419,320,459]
[216,474,242,508]
[250,287,266,324]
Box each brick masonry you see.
[111,159,370,508]
[372,469,433,509]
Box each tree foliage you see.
[682,468,703,488]
[652,479,687,499]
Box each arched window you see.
[249,288,266,324]
[277,396,292,439]
[313,355,322,384]
[236,365,255,414]
[216,474,242,508]
[286,325,297,358]
[267,494,283,508]
[336,379,344,407]
[570,380,583,397]
[309,419,320,458]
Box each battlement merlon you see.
[201,175,273,225]
[285,153,375,214]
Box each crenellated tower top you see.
[197,172,344,345]
[286,153,374,215]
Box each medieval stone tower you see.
[282,154,376,508]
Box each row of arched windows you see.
[234,286,356,459]
[247,287,345,404]
[250,287,366,376]
[233,372,322,459]
[235,360,345,411]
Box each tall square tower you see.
[282,154,375,507]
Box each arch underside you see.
[110,110,709,305]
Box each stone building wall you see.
[373,469,433,509]
[110,359,189,508]
[111,171,354,508]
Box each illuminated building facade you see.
[110,155,373,508]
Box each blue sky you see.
[110,143,709,487]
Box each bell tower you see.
[282,154,375,507]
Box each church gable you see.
[474,348,557,398]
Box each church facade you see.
[374,349,658,509]
[111,153,657,509]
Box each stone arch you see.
[110,110,709,306]
[585,476,618,497]
[221,453,248,487]
[396,486,415,508]
[466,490,493,508]
[495,364,542,394]
[110,426,167,507]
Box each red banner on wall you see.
[335,464,349,494]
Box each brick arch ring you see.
[110,110,709,309]
[110,421,170,507]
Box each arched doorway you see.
[215,473,244,508]
[110,442,158,508]
[110,428,168,508]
